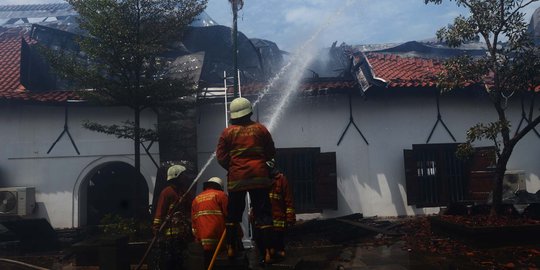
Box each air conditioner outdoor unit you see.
[0,187,36,216]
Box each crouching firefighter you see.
[152,164,194,270]
[191,177,228,269]
[216,97,276,263]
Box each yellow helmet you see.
[167,165,186,181]
[230,97,252,119]
[207,177,223,188]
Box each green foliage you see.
[100,214,138,236]
[83,120,159,142]
[436,15,479,47]
[100,214,152,241]
[42,0,207,170]
[426,0,540,209]
[48,0,207,110]
[437,55,489,92]
[457,120,510,158]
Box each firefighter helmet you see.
[207,177,223,188]
[230,97,252,119]
[167,164,186,181]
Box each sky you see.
[5,0,540,51]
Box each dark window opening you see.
[86,162,149,226]
[275,148,337,213]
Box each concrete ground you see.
[2,215,537,270]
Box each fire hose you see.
[0,258,49,270]
[207,229,227,270]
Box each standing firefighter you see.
[216,97,276,262]
[152,164,193,270]
[267,160,295,259]
[191,177,228,269]
[251,161,296,264]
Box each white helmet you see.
[230,97,252,119]
[167,165,186,181]
[207,177,223,188]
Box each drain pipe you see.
[0,258,49,270]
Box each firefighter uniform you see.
[269,171,295,257]
[216,120,275,192]
[216,97,275,261]
[152,165,193,270]
[191,177,228,268]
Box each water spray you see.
[136,2,354,268]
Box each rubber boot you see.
[265,248,273,264]
[225,223,237,259]
[261,226,274,264]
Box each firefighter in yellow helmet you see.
[216,97,276,263]
[152,164,194,270]
[191,177,228,269]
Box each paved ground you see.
[1,215,539,269]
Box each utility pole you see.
[230,0,243,98]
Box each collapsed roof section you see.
[10,3,539,103]
[529,7,540,46]
[180,25,282,86]
[0,3,76,27]
[6,2,285,93]
[372,40,486,58]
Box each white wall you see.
[0,103,159,228]
[197,91,540,218]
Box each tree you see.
[43,0,207,173]
[425,0,540,215]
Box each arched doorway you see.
[84,162,149,226]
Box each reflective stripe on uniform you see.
[164,227,180,236]
[201,238,219,246]
[273,220,286,228]
[193,210,223,219]
[229,146,264,157]
[227,176,272,190]
[286,208,295,214]
[269,192,281,200]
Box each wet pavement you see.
[1,216,540,269]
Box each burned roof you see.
[1,3,537,103]
[0,26,465,103]
[529,7,540,45]
[372,40,486,59]
[0,27,77,103]
[0,3,76,27]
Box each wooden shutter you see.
[467,146,497,201]
[276,148,320,213]
[470,147,496,171]
[403,149,419,205]
[315,152,337,210]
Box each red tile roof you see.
[0,29,25,99]
[367,53,442,88]
[0,29,459,103]
[234,54,445,96]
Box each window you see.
[404,143,469,207]
[275,148,337,213]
